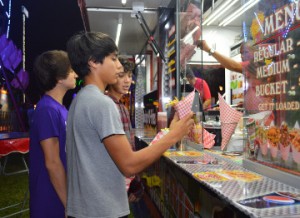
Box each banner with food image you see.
[230,72,244,105]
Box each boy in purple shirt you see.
[29,50,77,218]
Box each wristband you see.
[208,48,215,56]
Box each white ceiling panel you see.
[82,0,251,55]
[84,0,172,55]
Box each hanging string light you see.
[5,0,12,38]
[22,6,28,103]
[22,6,29,70]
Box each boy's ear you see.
[88,60,98,68]
[57,79,64,85]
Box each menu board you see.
[243,1,300,170]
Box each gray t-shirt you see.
[66,85,129,218]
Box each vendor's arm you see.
[196,40,242,73]
[103,112,194,177]
[41,137,67,208]
[203,99,211,110]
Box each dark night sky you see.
[6,0,84,106]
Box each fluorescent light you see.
[87,8,156,14]
[203,0,238,26]
[115,23,122,47]
[115,14,122,47]
[254,12,264,33]
[181,26,199,44]
[219,0,260,26]
[121,0,126,5]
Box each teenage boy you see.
[29,50,78,218]
[66,31,193,218]
[106,56,135,149]
[106,56,149,216]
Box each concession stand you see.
[2,0,300,217]
[135,0,300,217]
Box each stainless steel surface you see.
[203,121,221,129]
[139,134,300,218]
[169,150,300,218]
[243,159,300,190]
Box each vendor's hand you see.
[195,40,210,53]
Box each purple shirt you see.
[29,95,67,218]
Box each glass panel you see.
[242,0,300,174]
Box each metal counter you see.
[136,132,300,218]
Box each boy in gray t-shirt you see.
[66,31,194,218]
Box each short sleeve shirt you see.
[194,77,212,101]
[29,95,67,218]
[66,85,129,218]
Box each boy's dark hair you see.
[33,50,71,93]
[118,56,135,74]
[66,31,118,79]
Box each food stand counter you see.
[135,133,300,218]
